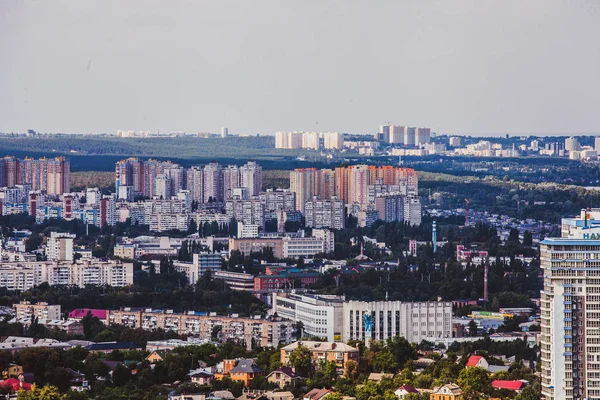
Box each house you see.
[65,368,89,392]
[303,388,332,400]
[395,385,419,399]
[0,377,32,392]
[214,359,264,386]
[491,380,528,392]
[430,384,463,400]
[229,359,264,386]
[265,391,294,400]
[146,350,168,363]
[267,367,303,388]
[212,390,236,399]
[169,394,205,400]
[368,373,393,383]
[465,355,509,373]
[2,364,23,379]
[280,341,359,376]
[189,368,214,385]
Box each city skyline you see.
[2,1,600,136]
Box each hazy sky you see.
[1,0,599,136]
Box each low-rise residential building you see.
[267,367,303,388]
[303,388,332,400]
[271,293,345,342]
[14,302,61,320]
[395,385,419,399]
[430,384,463,400]
[188,369,214,385]
[0,259,134,290]
[9,317,83,336]
[280,341,359,375]
[107,309,293,349]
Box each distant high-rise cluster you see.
[275,131,344,150]
[376,124,430,146]
[290,165,421,226]
[115,158,262,203]
[0,156,70,195]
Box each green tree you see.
[457,367,491,400]
[468,320,478,337]
[289,345,312,377]
[17,386,63,400]
[372,351,398,373]
[111,364,132,386]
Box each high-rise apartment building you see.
[348,165,371,208]
[46,231,75,261]
[541,210,600,400]
[0,156,70,195]
[390,125,405,144]
[115,158,178,198]
[322,132,344,150]
[186,166,204,203]
[275,131,304,149]
[377,125,390,142]
[290,168,316,213]
[304,196,345,230]
[316,169,335,200]
[276,131,343,150]
[46,157,70,195]
[565,136,581,152]
[302,132,320,150]
[223,165,241,200]
[240,161,263,197]
[449,137,461,147]
[415,127,431,145]
[404,127,416,147]
[203,162,223,203]
[375,194,405,222]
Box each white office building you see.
[272,293,345,342]
[342,301,453,344]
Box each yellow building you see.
[2,364,23,379]
[430,384,463,400]
[145,350,168,363]
[280,341,358,375]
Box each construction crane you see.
[465,198,469,226]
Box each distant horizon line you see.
[1,130,600,138]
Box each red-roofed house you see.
[0,377,32,392]
[303,388,332,400]
[395,385,419,399]
[465,355,488,369]
[491,380,528,392]
[68,309,108,324]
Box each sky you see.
[1,0,599,136]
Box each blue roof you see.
[541,238,600,245]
